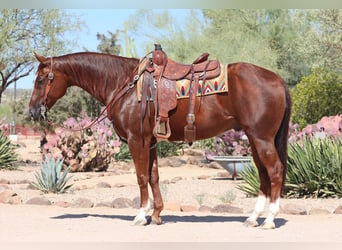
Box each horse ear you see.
[33,52,47,63]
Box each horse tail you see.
[275,79,292,196]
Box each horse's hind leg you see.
[246,135,284,229]
[244,139,270,227]
[148,144,164,225]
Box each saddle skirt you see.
[137,63,228,101]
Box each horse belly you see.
[168,97,236,141]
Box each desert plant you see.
[236,161,260,197]
[205,129,251,160]
[220,190,237,203]
[237,138,342,198]
[286,138,342,198]
[31,155,73,193]
[291,69,342,129]
[0,130,18,170]
[45,112,121,172]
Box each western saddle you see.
[141,44,221,144]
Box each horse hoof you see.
[260,222,275,230]
[132,217,148,226]
[151,216,162,225]
[243,219,258,227]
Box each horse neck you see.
[55,53,139,105]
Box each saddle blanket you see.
[137,63,228,101]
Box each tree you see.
[96,31,121,55]
[291,69,342,128]
[298,10,341,74]
[0,9,81,103]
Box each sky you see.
[16,9,191,89]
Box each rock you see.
[281,203,307,215]
[132,197,140,209]
[95,182,111,188]
[170,176,183,183]
[211,204,243,214]
[164,202,181,212]
[333,205,342,214]
[208,162,221,169]
[26,183,37,190]
[8,195,22,205]
[199,205,212,212]
[17,179,31,184]
[113,183,131,188]
[111,197,132,208]
[0,184,9,192]
[197,175,210,180]
[309,208,330,215]
[159,157,186,168]
[72,198,94,208]
[0,178,10,184]
[216,172,232,178]
[0,191,18,203]
[26,197,52,206]
[180,205,197,212]
[95,202,112,208]
[54,201,72,208]
[184,149,204,156]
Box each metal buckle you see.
[48,72,54,80]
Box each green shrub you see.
[31,155,73,193]
[291,69,342,129]
[286,138,342,198]
[0,131,18,170]
[237,138,342,198]
[156,141,180,157]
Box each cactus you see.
[31,155,73,193]
[45,112,121,172]
[0,131,18,170]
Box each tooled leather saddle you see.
[140,44,221,144]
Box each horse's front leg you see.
[129,139,152,226]
[149,144,163,225]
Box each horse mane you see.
[39,52,140,103]
[54,52,139,85]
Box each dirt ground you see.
[1,135,342,243]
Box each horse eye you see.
[37,76,44,85]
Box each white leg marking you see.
[264,198,280,225]
[133,199,151,225]
[244,195,267,227]
[249,195,267,221]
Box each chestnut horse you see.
[29,51,291,229]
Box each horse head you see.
[29,52,68,121]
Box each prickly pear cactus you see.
[46,113,121,172]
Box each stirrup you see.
[153,117,171,140]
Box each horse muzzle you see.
[29,104,48,121]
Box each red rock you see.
[164,202,181,212]
[198,205,212,212]
[180,205,197,212]
[0,190,17,203]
